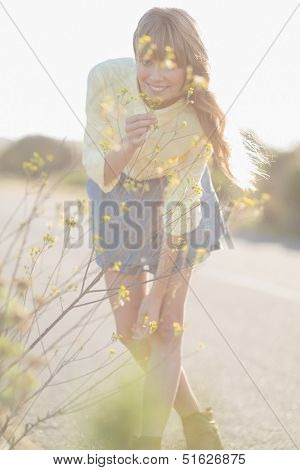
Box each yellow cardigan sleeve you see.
[82,65,122,192]
[161,138,214,237]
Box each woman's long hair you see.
[133,7,271,191]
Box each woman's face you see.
[136,56,186,108]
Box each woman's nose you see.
[148,63,165,82]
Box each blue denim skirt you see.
[86,166,233,275]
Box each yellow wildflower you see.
[203,142,214,158]
[173,321,184,336]
[171,284,179,299]
[111,261,122,272]
[124,178,139,192]
[138,34,152,47]
[181,241,188,253]
[166,171,180,189]
[43,232,56,247]
[93,233,103,243]
[163,59,177,69]
[117,284,130,306]
[104,126,115,138]
[30,246,41,258]
[260,192,271,202]
[166,156,178,166]
[193,74,209,90]
[241,196,258,207]
[120,201,129,213]
[149,320,158,334]
[0,337,23,358]
[117,87,129,97]
[194,247,207,264]
[65,216,77,227]
[191,183,203,195]
[111,332,123,342]
[22,161,38,174]
[154,144,161,154]
[186,87,195,104]
[50,285,60,296]
[156,166,164,176]
[190,134,201,148]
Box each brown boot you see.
[181,407,224,450]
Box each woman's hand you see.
[103,112,157,186]
[131,292,163,341]
[125,112,157,149]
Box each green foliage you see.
[77,367,142,450]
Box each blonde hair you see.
[133,7,271,191]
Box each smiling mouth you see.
[146,83,169,93]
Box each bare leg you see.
[104,268,200,434]
[128,339,200,418]
[153,267,201,419]
[140,267,195,437]
[173,366,200,418]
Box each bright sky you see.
[0,0,299,151]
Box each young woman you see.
[82,7,268,450]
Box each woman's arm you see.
[147,144,214,298]
[82,64,157,192]
[131,231,181,340]
[103,137,137,187]
[161,140,214,237]
[103,111,158,186]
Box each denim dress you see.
[86,164,234,274]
